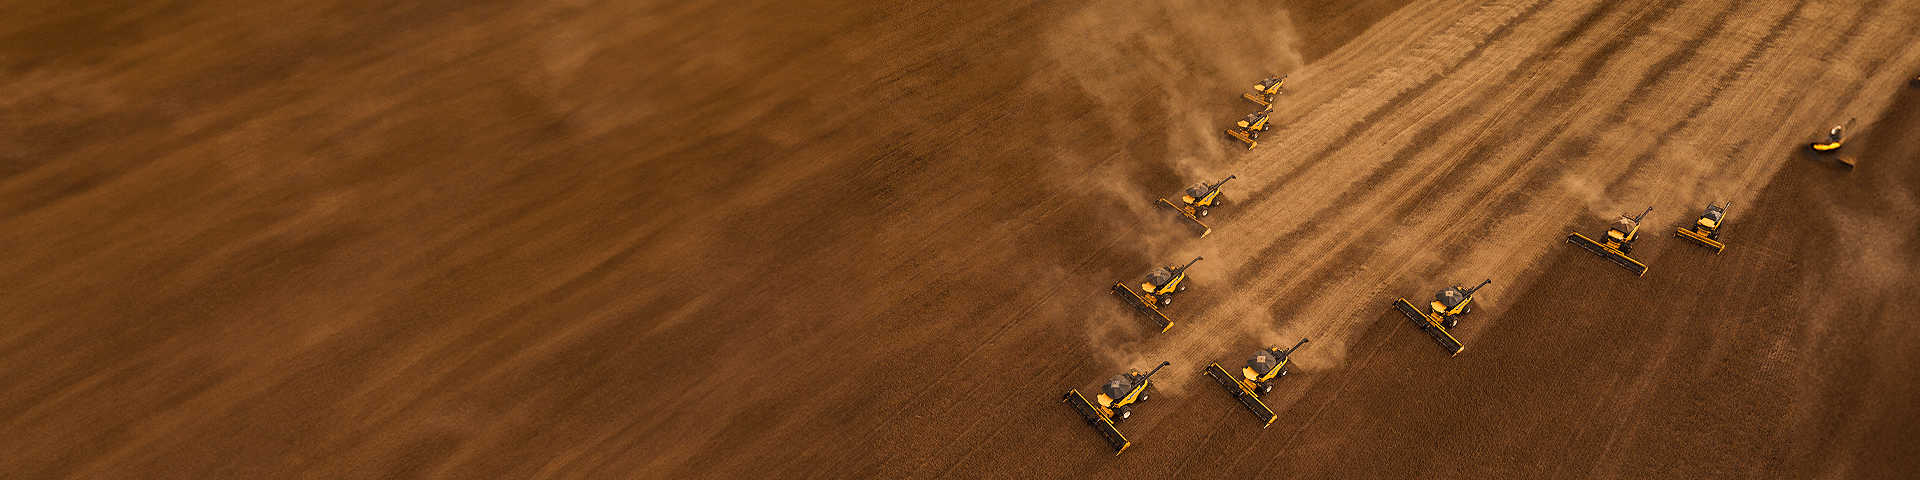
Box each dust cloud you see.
[1045,0,1303,164]
[1026,0,1306,381]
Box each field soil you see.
[3,0,1917,478]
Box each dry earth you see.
[2,0,1917,478]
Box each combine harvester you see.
[1063,361,1170,454]
[1675,202,1730,253]
[1225,106,1273,149]
[1159,175,1235,237]
[1244,75,1287,107]
[1202,338,1309,427]
[1392,280,1491,356]
[1111,257,1202,332]
[1807,118,1857,170]
[1567,207,1653,276]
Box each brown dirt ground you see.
[2,0,1917,478]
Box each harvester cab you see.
[1809,118,1857,169]
[1225,105,1274,149]
[1244,75,1287,107]
[1159,175,1236,236]
[1097,362,1170,415]
[1237,111,1273,132]
[1113,257,1198,332]
[1140,256,1203,305]
[1203,338,1309,427]
[1568,206,1653,276]
[1676,202,1729,253]
[1428,279,1492,328]
[1242,338,1309,393]
[1605,209,1649,250]
[1812,119,1851,151]
[1064,361,1172,454]
[1181,176,1234,213]
[1392,280,1490,356]
[1111,257,1201,332]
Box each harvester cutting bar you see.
[1393,298,1464,356]
[1566,232,1649,276]
[1063,389,1130,454]
[1203,363,1278,427]
[1158,198,1212,237]
[1244,75,1286,106]
[1225,129,1257,149]
[1675,228,1725,253]
[1112,283,1174,332]
[1675,203,1728,254]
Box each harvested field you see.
[2,0,1917,478]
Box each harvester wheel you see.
[1160,296,1172,306]
[1177,283,1188,292]
[1620,243,1633,254]
[1257,382,1273,394]
[1444,317,1459,329]
[1139,391,1150,402]
[1114,406,1132,423]
[1199,209,1209,217]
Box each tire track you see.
[1218,0,1698,325]
[1243,0,1559,208]
[1227,0,1668,284]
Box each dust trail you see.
[1046,0,1303,163]
[1042,0,1304,378]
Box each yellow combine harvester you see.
[1244,75,1286,107]
[1111,257,1202,332]
[1567,207,1653,276]
[1203,338,1308,427]
[1225,105,1273,149]
[1808,118,1856,169]
[1158,175,1235,237]
[1063,361,1170,454]
[1675,202,1729,253]
[1392,279,1491,356]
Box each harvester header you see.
[1568,206,1653,276]
[1161,177,1236,237]
[1203,338,1310,427]
[1064,361,1172,454]
[1676,202,1730,253]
